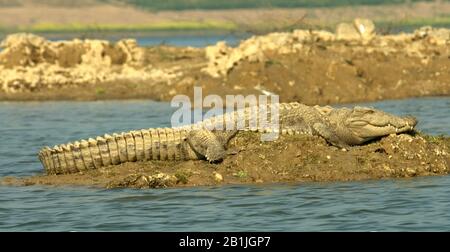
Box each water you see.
[44,21,450,48]
[136,33,249,47]
[48,32,250,47]
[0,97,449,231]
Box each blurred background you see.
[0,0,449,44]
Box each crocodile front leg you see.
[312,123,349,148]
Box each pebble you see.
[406,168,417,176]
[213,172,223,182]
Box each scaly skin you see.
[38,102,417,175]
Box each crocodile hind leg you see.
[186,129,237,163]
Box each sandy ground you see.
[2,132,449,189]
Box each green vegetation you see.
[12,21,237,33]
[3,16,450,34]
[421,133,447,144]
[95,87,106,96]
[378,16,450,28]
[372,17,450,33]
[119,0,436,10]
[234,170,248,178]
[264,59,284,68]
[174,170,191,184]
[0,0,447,34]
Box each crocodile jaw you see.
[321,106,419,145]
[345,108,417,144]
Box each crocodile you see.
[38,102,417,175]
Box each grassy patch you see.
[376,17,450,30]
[421,134,447,144]
[264,59,283,68]
[174,170,191,184]
[95,87,106,96]
[12,21,237,33]
[234,170,248,178]
[400,17,450,27]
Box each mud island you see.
[2,132,449,189]
[2,103,449,189]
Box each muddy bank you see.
[0,21,449,105]
[2,132,449,189]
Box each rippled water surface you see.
[0,97,449,231]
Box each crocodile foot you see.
[186,129,238,163]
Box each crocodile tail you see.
[37,127,198,175]
[38,147,54,175]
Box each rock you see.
[336,18,376,41]
[414,26,450,45]
[203,41,232,78]
[311,30,336,42]
[414,26,432,39]
[54,40,86,67]
[0,33,55,67]
[0,33,181,93]
[0,33,46,49]
[81,40,113,67]
[353,18,376,40]
[406,168,417,176]
[213,172,224,182]
[202,32,299,77]
[201,18,450,78]
[336,23,361,41]
[116,39,147,66]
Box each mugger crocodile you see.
[38,103,417,175]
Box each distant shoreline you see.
[0,2,449,34]
[0,19,449,35]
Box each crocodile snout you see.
[403,116,418,128]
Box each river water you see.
[0,97,449,231]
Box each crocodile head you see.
[327,106,418,145]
